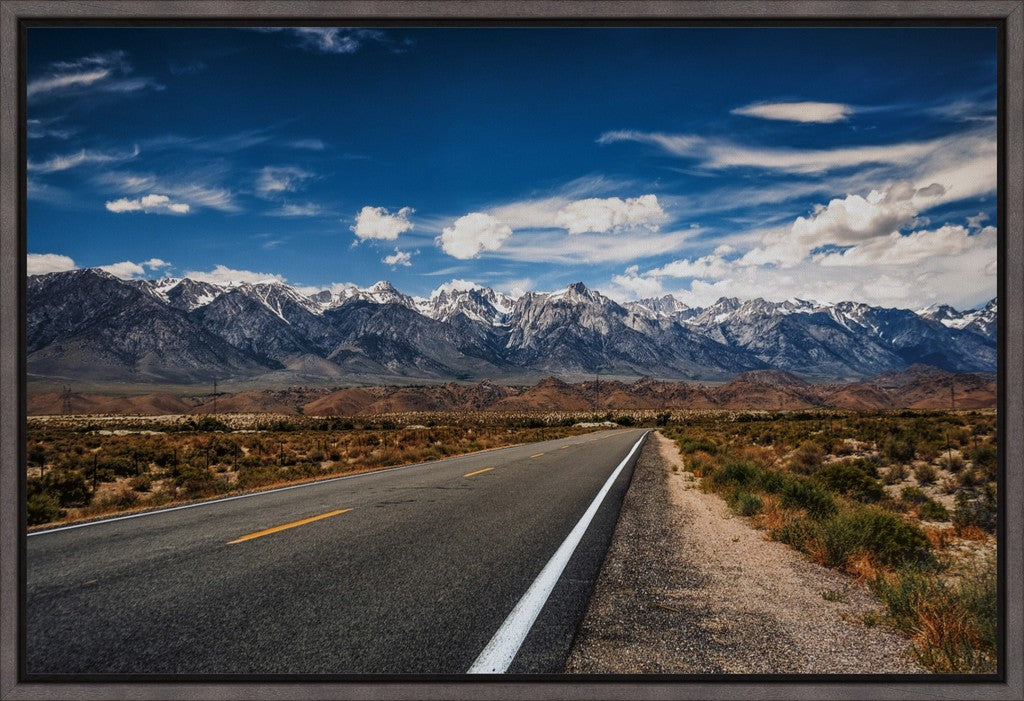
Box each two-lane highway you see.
[26,428,648,675]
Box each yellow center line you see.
[227,508,351,544]
[559,445,570,449]
[530,452,545,458]
[464,467,494,478]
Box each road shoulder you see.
[564,431,924,674]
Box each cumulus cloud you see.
[27,253,76,275]
[97,258,171,280]
[815,224,996,268]
[430,279,484,298]
[609,219,995,310]
[256,166,314,198]
[740,181,947,267]
[351,206,415,241]
[609,265,665,299]
[382,249,413,267]
[28,146,140,174]
[105,193,190,214]
[183,265,287,285]
[731,101,853,123]
[555,195,667,235]
[437,212,513,259]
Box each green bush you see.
[901,486,929,504]
[781,479,837,520]
[918,499,949,521]
[44,470,92,507]
[952,485,997,533]
[830,509,931,566]
[772,518,821,552]
[815,462,884,502]
[711,459,761,487]
[27,492,62,525]
[728,490,763,517]
[914,463,938,485]
[884,434,917,462]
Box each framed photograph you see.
[1,2,1021,700]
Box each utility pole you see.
[60,385,72,415]
[212,377,218,415]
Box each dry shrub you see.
[925,527,957,550]
[751,494,789,532]
[844,550,881,582]
[687,451,717,478]
[734,444,775,469]
[911,597,992,673]
[956,524,988,541]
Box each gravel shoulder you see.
[564,431,925,674]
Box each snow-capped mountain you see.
[26,269,998,384]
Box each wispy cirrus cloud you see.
[28,51,162,100]
[255,166,315,198]
[597,127,994,177]
[254,27,400,55]
[268,202,322,217]
[94,171,240,213]
[28,145,139,174]
[731,101,854,123]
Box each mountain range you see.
[26,268,997,385]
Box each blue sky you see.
[27,26,997,309]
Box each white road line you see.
[27,429,628,537]
[467,430,648,674]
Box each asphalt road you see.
[25,428,648,676]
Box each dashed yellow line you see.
[530,452,545,458]
[464,467,494,478]
[227,508,351,544]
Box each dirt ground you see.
[565,431,924,674]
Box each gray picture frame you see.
[1,2,1021,699]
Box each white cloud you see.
[28,69,110,97]
[27,253,76,275]
[496,227,696,264]
[351,206,415,241]
[97,258,171,280]
[598,129,990,176]
[28,146,140,174]
[609,265,664,300]
[967,212,989,230]
[382,249,413,267]
[183,265,287,286]
[739,181,947,267]
[257,27,389,55]
[815,225,995,268]
[430,279,483,298]
[105,193,190,215]
[94,172,240,213]
[256,166,314,198]
[269,202,321,217]
[437,212,513,259]
[731,101,853,123]
[28,51,161,100]
[615,220,995,310]
[555,195,667,235]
